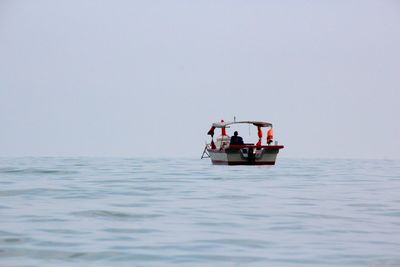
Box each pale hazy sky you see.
[1,0,399,159]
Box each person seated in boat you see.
[230,131,244,145]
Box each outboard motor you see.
[247,148,255,164]
[240,148,248,159]
[240,148,255,164]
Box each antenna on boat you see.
[234,116,236,122]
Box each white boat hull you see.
[207,145,283,165]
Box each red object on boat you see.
[207,126,215,137]
[210,139,216,149]
[256,126,263,147]
[267,128,274,144]
[221,120,227,136]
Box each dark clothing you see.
[230,135,244,145]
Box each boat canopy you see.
[212,121,272,128]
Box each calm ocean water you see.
[0,157,399,266]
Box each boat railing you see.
[228,144,284,149]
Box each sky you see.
[0,0,399,159]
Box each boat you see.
[201,120,284,165]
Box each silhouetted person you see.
[230,131,244,145]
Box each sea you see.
[0,157,399,267]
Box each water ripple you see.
[70,210,162,220]
[0,157,399,266]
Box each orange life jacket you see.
[267,128,274,141]
[257,126,263,138]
